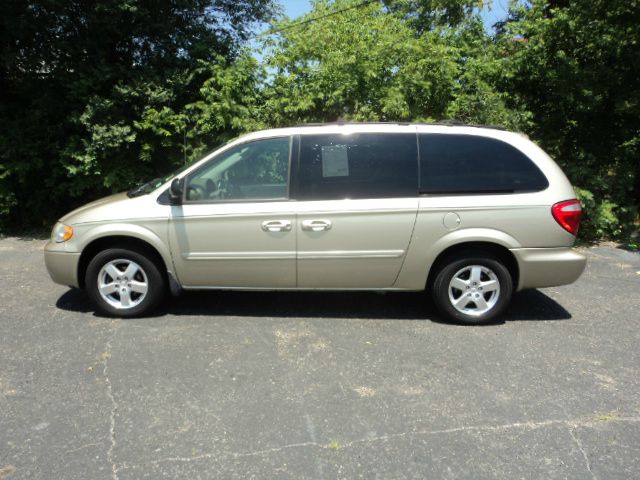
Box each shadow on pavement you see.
[56,288,94,313]
[56,288,571,323]
[504,289,572,322]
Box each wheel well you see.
[77,236,168,288]
[426,241,519,290]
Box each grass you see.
[327,439,342,450]
[595,411,619,422]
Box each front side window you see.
[185,137,291,202]
[297,133,418,200]
[419,134,549,194]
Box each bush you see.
[574,188,624,241]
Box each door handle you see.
[301,219,332,232]
[261,220,292,232]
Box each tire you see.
[431,254,513,325]
[85,248,166,317]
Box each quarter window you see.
[297,133,418,200]
[419,134,548,194]
[185,137,291,201]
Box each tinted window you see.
[185,137,290,202]
[297,133,418,200]
[419,134,548,194]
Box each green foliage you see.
[497,0,640,241]
[575,188,622,240]
[0,0,277,230]
[442,16,532,129]
[259,0,521,128]
[262,0,434,123]
[1,0,638,243]
[382,0,484,31]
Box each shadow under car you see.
[56,288,571,323]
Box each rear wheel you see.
[432,254,513,325]
[86,248,166,317]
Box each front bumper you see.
[511,247,586,291]
[44,242,81,287]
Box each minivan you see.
[45,123,586,324]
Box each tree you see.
[3,0,637,242]
[382,0,483,31]
[259,0,523,128]
[0,0,277,229]
[497,0,640,239]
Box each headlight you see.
[51,222,74,243]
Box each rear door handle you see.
[301,219,332,232]
[261,220,292,232]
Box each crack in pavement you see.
[101,321,120,480]
[118,415,640,471]
[568,427,597,480]
[121,441,321,470]
[64,443,100,455]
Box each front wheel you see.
[432,255,513,325]
[86,248,166,317]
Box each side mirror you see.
[169,178,184,205]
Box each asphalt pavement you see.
[1,238,639,479]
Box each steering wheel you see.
[186,183,207,201]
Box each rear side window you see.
[297,133,418,200]
[419,134,548,194]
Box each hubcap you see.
[448,265,500,317]
[97,259,148,310]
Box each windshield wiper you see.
[127,178,161,198]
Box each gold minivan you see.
[45,123,586,324]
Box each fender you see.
[428,227,522,254]
[394,227,522,289]
[74,221,174,279]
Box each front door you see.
[294,130,419,288]
[169,136,296,288]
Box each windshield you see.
[126,143,233,198]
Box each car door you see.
[169,136,297,288]
[293,130,419,288]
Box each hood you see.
[60,192,140,225]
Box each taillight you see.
[552,199,582,235]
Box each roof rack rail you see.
[435,120,507,131]
[289,121,507,131]
[291,121,411,127]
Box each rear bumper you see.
[511,247,586,291]
[44,242,81,287]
